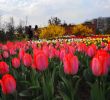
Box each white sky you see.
[0,0,110,27]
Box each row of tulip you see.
[0,37,110,100]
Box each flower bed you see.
[0,36,110,100]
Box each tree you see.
[72,24,93,36]
[5,17,15,40]
[16,19,25,34]
[6,17,15,34]
[39,25,65,39]
[0,15,2,30]
[48,17,61,25]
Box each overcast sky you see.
[0,0,110,27]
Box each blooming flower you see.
[23,53,32,67]
[33,51,48,71]
[3,51,9,58]
[12,58,20,68]
[0,61,9,75]
[0,74,16,94]
[91,50,109,76]
[63,53,79,75]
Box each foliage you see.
[39,25,65,39]
[0,30,6,42]
[72,24,93,36]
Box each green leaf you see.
[33,95,43,100]
[19,90,32,97]
[59,91,70,100]
[18,81,30,86]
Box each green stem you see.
[2,94,6,100]
[14,91,17,100]
[30,68,36,86]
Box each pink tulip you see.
[49,47,55,58]
[12,58,20,68]
[42,46,49,58]
[3,51,9,58]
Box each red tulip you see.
[6,41,14,49]
[0,61,9,74]
[60,48,66,61]
[63,53,79,75]
[9,49,16,55]
[87,44,97,57]
[55,49,60,58]
[0,74,16,94]
[77,43,87,53]
[23,53,32,67]
[18,48,25,60]
[68,46,75,54]
[42,46,49,58]
[12,58,20,68]
[33,51,48,71]
[101,42,105,48]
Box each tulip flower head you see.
[63,53,79,75]
[91,50,109,76]
[3,51,9,59]
[0,74,16,94]
[0,61,9,75]
[23,53,32,67]
[33,51,48,71]
[12,58,20,68]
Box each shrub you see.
[39,25,65,39]
[72,24,93,36]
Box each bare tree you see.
[0,15,2,30]
[48,17,61,25]
[16,19,25,34]
[6,17,15,34]
[25,16,28,26]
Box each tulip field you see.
[0,35,110,100]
